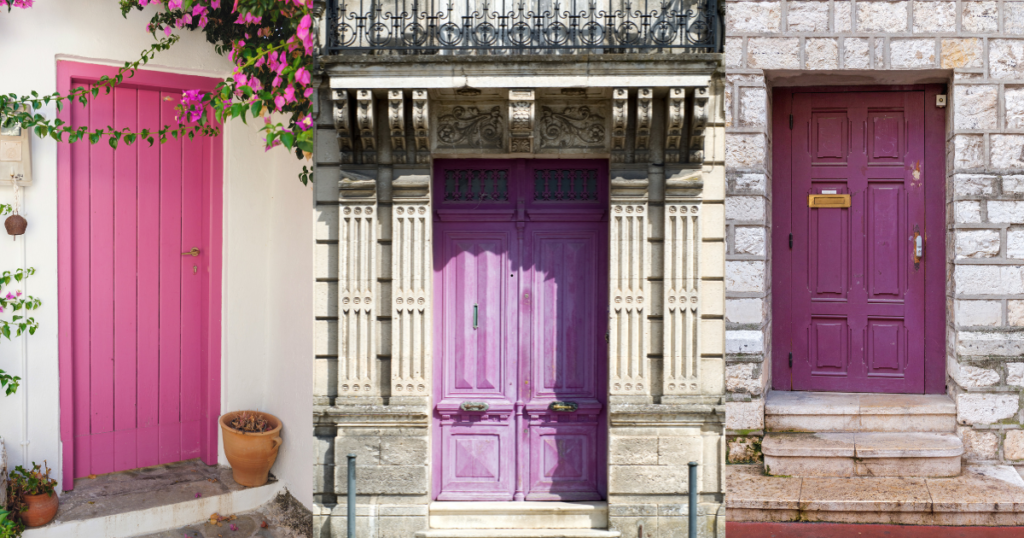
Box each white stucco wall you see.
[0,0,313,505]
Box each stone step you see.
[428,502,608,530]
[416,530,621,538]
[762,432,963,478]
[727,464,1024,526]
[765,391,956,433]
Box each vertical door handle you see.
[913,225,922,268]
[473,304,478,329]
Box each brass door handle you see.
[182,247,200,257]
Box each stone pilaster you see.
[609,169,652,404]
[336,173,380,404]
[390,173,431,406]
[663,191,703,399]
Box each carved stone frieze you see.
[356,90,376,164]
[664,203,701,397]
[436,105,504,150]
[611,88,628,162]
[538,105,606,149]
[689,86,709,163]
[412,90,429,163]
[665,87,686,164]
[508,89,535,153]
[332,89,354,164]
[388,90,406,164]
[635,88,653,162]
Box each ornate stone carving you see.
[412,90,429,163]
[689,86,709,163]
[611,88,628,162]
[508,89,535,153]
[338,199,379,402]
[538,105,606,149]
[436,105,504,149]
[356,90,376,164]
[388,90,406,164]
[391,175,432,404]
[663,203,701,397]
[635,88,653,162]
[609,173,650,401]
[665,87,686,164]
[332,89,354,164]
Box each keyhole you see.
[193,265,198,274]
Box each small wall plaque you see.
[808,194,850,208]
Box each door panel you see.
[434,159,607,501]
[67,81,215,477]
[789,91,926,393]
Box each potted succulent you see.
[7,462,57,528]
[219,411,282,487]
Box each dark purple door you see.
[433,159,608,501]
[788,91,926,393]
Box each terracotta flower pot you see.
[220,411,283,487]
[4,214,26,236]
[21,492,58,528]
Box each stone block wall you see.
[725,0,1024,466]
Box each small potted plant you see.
[219,411,282,487]
[7,462,57,528]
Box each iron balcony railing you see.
[324,0,722,55]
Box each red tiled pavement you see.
[727,522,1024,537]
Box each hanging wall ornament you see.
[4,173,26,237]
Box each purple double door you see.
[432,159,608,501]
[777,90,934,394]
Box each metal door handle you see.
[913,226,922,267]
[473,304,478,329]
[182,247,200,257]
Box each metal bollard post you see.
[348,454,356,538]
[688,461,698,538]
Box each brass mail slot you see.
[808,194,851,208]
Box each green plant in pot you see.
[7,462,57,528]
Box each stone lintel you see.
[315,405,429,427]
[339,170,378,201]
[665,168,705,200]
[609,403,725,427]
[391,172,431,201]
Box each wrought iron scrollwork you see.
[325,0,720,54]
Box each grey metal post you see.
[348,454,356,538]
[688,461,698,538]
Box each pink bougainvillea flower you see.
[230,524,238,531]
[294,67,311,86]
[168,0,182,9]
[296,15,313,54]
[164,26,173,36]
[4,293,15,300]
[297,114,313,131]
[274,95,286,110]
[194,492,201,498]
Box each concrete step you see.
[429,502,607,530]
[727,463,1024,526]
[416,531,621,538]
[765,391,956,433]
[762,432,963,478]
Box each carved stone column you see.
[390,174,432,406]
[609,172,651,403]
[689,86,709,162]
[337,173,380,403]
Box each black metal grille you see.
[533,169,599,201]
[324,0,721,54]
[443,169,511,202]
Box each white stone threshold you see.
[23,480,284,538]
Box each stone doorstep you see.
[762,432,963,478]
[415,530,621,538]
[726,464,1024,526]
[428,502,608,529]
[765,391,957,433]
[22,459,286,538]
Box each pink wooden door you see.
[787,91,926,393]
[433,160,608,501]
[58,63,223,487]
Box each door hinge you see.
[789,114,794,129]
[789,352,793,368]
[789,233,793,249]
